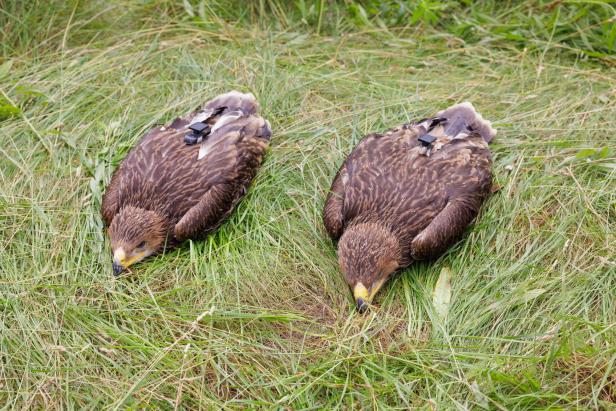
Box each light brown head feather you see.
[338,223,401,308]
[108,206,169,269]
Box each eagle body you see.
[102,91,271,274]
[323,102,495,310]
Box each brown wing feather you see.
[101,125,172,226]
[174,183,237,241]
[101,165,122,227]
[174,116,270,240]
[410,193,485,260]
[323,164,347,241]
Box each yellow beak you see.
[112,248,144,276]
[353,283,370,301]
[353,278,387,313]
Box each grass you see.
[1,1,615,409]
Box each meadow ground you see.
[0,1,615,409]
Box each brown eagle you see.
[102,91,271,276]
[323,102,496,312]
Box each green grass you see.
[1,1,615,409]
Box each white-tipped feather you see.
[197,140,213,160]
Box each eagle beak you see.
[353,277,389,313]
[112,261,125,277]
[112,248,127,277]
[111,248,146,277]
[353,283,370,313]
[356,298,368,313]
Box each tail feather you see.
[259,119,272,141]
[186,90,259,127]
[436,102,496,143]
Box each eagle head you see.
[108,206,168,276]
[338,223,400,313]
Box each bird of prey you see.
[323,102,496,312]
[102,91,271,276]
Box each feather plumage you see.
[323,102,494,311]
[101,91,271,275]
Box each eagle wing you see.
[174,115,271,241]
[323,131,388,241]
[101,125,176,227]
[410,140,492,259]
[101,165,122,227]
[323,164,347,241]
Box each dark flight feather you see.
[323,102,495,309]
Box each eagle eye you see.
[136,241,147,249]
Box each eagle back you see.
[112,115,269,223]
[341,126,492,244]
